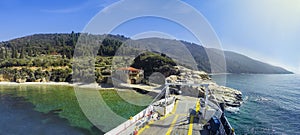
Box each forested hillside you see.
[0,32,292,83]
[0,33,174,83]
[0,32,127,83]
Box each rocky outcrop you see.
[166,66,243,107]
[16,78,26,83]
[35,77,47,82]
[208,84,243,107]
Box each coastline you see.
[0,82,73,86]
[208,73,232,76]
[0,82,114,90]
[0,67,243,108]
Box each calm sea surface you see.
[1,74,299,135]
[0,85,152,135]
[212,74,300,134]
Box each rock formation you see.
[166,66,243,107]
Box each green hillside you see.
[0,33,292,83]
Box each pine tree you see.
[4,47,8,58]
[61,38,66,47]
[14,48,18,58]
[34,50,37,57]
[19,47,25,59]
[28,49,32,57]
[62,49,66,59]
[0,48,4,59]
[71,31,75,46]
[66,49,72,59]
[11,47,15,58]
[97,45,103,56]
[55,34,60,46]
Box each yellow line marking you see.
[137,120,155,135]
[196,99,200,113]
[188,115,194,135]
[160,113,171,121]
[139,99,179,135]
[166,115,179,135]
[172,99,178,114]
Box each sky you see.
[1,0,300,73]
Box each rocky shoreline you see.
[166,66,243,108]
[0,65,243,108]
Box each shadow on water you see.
[0,87,104,135]
[0,85,153,135]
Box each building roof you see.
[118,67,140,72]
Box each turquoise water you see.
[212,74,300,134]
[0,85,152,135]
[1,74,300,134]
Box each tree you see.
[55,34,61,46]
[71,31,76,46]
[97,45,103,56]
[0,48,4,59]
[28,49,32,57]
[11,47,18,58]
[66,49,72,59]
[33,50,37,57]
[19,47,25,59]
[4,47,8,58]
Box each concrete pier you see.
[139,96,204,135]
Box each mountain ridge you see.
[223,50,292,74]
[139,37,292,74]
[0,33,293,74]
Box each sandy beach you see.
[0,82,73,86]
[0,82,115,90]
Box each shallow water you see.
[212,74,300,134]
[0,85,152,135]
[2,74,299,135]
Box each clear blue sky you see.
[1,0,300,73]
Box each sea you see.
[0,85,152,135]
[212,74,300,135]
[0,74,299,134]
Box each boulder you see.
[16,78,26,83]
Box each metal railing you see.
[105,81,235,135]
[104,105,154,135]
